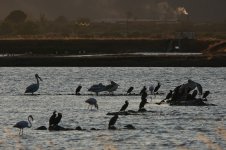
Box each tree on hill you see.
[5,10,27,24]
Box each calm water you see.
[0,67,226,150]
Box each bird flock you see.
[13,74,211,135]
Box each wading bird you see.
[105,81,119,95]
[13,115,33,135]
[88,83,106,95]
[85,98,98,110]
[25,74,42,94]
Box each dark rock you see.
[36,126,47,130]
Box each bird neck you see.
[36,77,39,85]
[28,117,32,128]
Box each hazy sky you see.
[0,0,225,22]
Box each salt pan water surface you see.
[0,67,226,149]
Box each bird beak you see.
[38,77,42,81]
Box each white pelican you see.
[13,115,33,135]
[104,81,119,94]
[85,98,98,110]
[25,74,42,94]
[88,83,106,95]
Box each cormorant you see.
[120,100,129,111]
[108,114,118,129]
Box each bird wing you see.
[196,83,203,95]
[14,121,28,128]
[25,83,38,93]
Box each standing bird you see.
[202,91,210,101]
[108,114,118,130]
[140,86,147,95]
[49,111,57,126]
[156,90,173,105]
[149,84,154,95]
[25,74,42,94]
[126,86,134,95]
[120,100,129,112]
[85,98,98,110]
[13,115,33,135]
[191,90,198,99]
[139,91,148,111]
[88,83,106,95]
[53,113,62,126]
[75,85,82,95]
[154,81,161,94]
[104,81,119,95]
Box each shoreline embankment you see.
[0,38,224,67]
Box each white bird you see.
[179,79,203,95]
[88,83,106,95]
[85,98,98,110]
[25,74,42,94]
[104,81,119,94]
[149,84,154,95]
[13,115,33,135]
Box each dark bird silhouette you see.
[85,98,98,110]
[49,111,57,126]
[165,90,173,100]
[53,113,62,126]
[13,115,33,135]
[25,74,42,94]
[154,81,161,93]
[139,99,148,111]
[140,86,147,95]
[141,91,148,100]
[139,91,148,110]
[156,90,173,105]
[120,100,129,111]
[191,90,198,99]
[108,114,118,129]
[126,87,134,95]
[202,91,210,101]
[75,85,82,95]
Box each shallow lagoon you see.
[0,67,225,149]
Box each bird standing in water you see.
[108,114,118,130]
[126,87,134,95]
[13,115,33,135]
[140,86,147,95]
[85,98,98,110]
[75,85,82,95]
[49,111,57,127]
[120,100,129,112]
[25,74,42,95]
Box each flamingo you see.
[13,115,33,135]
[85,98,98,110]
[25,74,42,94]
